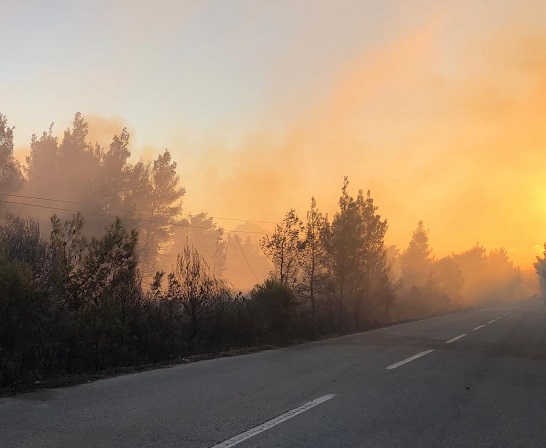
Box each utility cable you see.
[233,233,259,283]
[0,199,271,235]
[0,191,277,226]
[222,232,232,272]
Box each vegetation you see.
[534,245,546,297]
[0,112,530,388]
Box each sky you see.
[2,0,546,268]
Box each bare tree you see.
[154,240,230,337]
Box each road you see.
[2,298,546,447]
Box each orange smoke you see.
[177,7,546,269]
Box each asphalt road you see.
[2,298,546,448]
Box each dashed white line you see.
[210,394,336,448]
[446,334,466,344]
[488,320,495,324]
[386,350,434,370]
[473,325,486,331]
[495,316,503,320]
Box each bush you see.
[249,277,299,337]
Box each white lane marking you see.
[210,394,336,448]
[386,350,434,370]
[473,325,486,331]
[488,320,495,324]
[496,316,503,320]
[446,334,466,344]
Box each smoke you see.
[85,115,131,149]
[178,6,546,269]
[6,1,546,292]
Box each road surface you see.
[2,298,546,447]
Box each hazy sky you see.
[2,0,546,267]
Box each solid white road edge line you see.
[446,334,466,344]
[210,394,336,448]
[473,325,486,331]
[386,350,434,370]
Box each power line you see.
[0,192,94,208]
[0,199,271,235]
[222,232,232,272]
[233,233,259,283]
[0,191,277,226]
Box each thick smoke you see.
[178,8,546,271]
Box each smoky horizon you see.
[2,1,546,419]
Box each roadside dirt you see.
[0,344,281,398]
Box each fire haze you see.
[179,2,546,269]
[5,0,546,274]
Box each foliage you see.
[139,150,185,271]
[401,221,433,291]
[0,111,531,388]
[166,213,226,277]
[260,209,303,288]
[454,245,522,305]
[300,197,329,331]
[249,277,299,336]
[534,244,546,297]
[0,114,24,196]
[325,178,391,329]
[153,240,231,338]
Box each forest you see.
[0,113,532,388]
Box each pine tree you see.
[26,123,59,190]
[96,128,131,214]
[300,197,329,330]
[0,114,24,197]
[260,209,303,288]
[400,221,433,291]
[326,178,390,328]
[139,150,185,272]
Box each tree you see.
[399,221,458,315]
[535,244,546,298]
[326,178,362,312]
[166,213,226,277]
[95,128,132,214]
[24,114,107,233]
[153,240,230,338]
[48,213,139,371]
[485,248,522,302]
[57,113,100,202]
[0,256,39,385]
[0,114,24,198]
[249,277,298,336]
[26,123,59,191]
[122,159,152,232]
[400,221,433,291]
[0,215,48,275]
[139,150,185,273]
[22,114,188,277]
[435,256,464,305]
[325,178,390,328]
[76,217,139,369]
[453,244,488,304]
[300,197,329,330]
[0,215,51,385]
[355,187,390,325]
[260,209,303,288]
